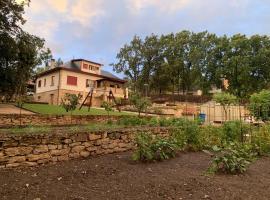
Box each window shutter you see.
[67,76,77,86]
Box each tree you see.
[112,35,143,92]
[249,90,270,122]
[101,101,113,119]
[213,92,237,121]
[0,0,51,99]
[130,93,151,117]
[61,93,82,121]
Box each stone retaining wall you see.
[0,127,171,168]
[0,114,123,127]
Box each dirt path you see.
[0,151,269,200]
[0,104,34,115]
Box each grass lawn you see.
[23,103,134,116]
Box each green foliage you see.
[60,93,82,113]
[222,120,249,143]
[113,31,270,98]
[249,90,270,121]
[210,143,255,174]
[117,116,149,126]
[214,92,237,121]
[200,125,223,149]
[101,101,113,117]
[251,124,270,155]
[132,133,179,161]
[130,94,152,116]
[0,0,51,98]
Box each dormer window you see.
[83,63,88,69]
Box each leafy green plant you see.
[132,133,179,161]
[130,93,152,117]
[251,124,270,155]
[249,90,270,122]
[210,143,255,174]
[222,120,249,143]
[60,93,82,113]
[101,101,113,118]
[117,116,149,126]
[213,92,237,121]
[200,125,223,149]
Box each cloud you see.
[128,0,189,13]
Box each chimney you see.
[49,59,56,69]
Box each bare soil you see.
[0,151,269,200]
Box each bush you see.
[210,143,255,174]
[222,121,249,143]
[251,124,270,155]
[132,133,179,161]
[172,120,201,151]
[200,125,223,149]
[249,90,270,122]
[117,116,149,126]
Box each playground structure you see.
[79,87,122,112]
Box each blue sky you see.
[21,0,270,75]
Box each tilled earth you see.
[0,151,269,200]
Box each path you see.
[0,104,34,115]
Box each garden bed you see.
[1,151,270,199]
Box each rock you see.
[86,146,98,152]
[80,151,90,158]
[57,155,69,161]
[6,163,20,168]
[8,156,26,163]
[69,142,81,147]
[27,153,50,162]
[48,145,58,150]
[22,162,38,167]
[82,142,93,147]
[33,145,48,154]
[5,147,33,156]
[63,139,72,144]
[69,153,80,159]
[71,146,85,153]
[50,148,70,156]
[89,134,101,141]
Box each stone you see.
[57,144,63,149]
[69,153,80,159]
[33,145,48,154]
[69,142,81,147]
[89,134,101,141]
[57,155,69,161]
[63,139,72,144]
[118,143,127,148]
[8,156,26,163]
[6,163,20,168]
[82,142,93,147]
[27,153,50,162]
[80,151,90,158]
[71,146,85,153]
[50,148,70,156]
[48,144,58,150]
[86,146,98,152]
[22,162,38,167]
[0,151,4,158]
[37,159,50,164]
[5,147,33,156]
[72,134,88,142]
[96,138,110,145]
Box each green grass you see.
[0,123,128,135]
[23,103,134,116]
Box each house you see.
[34,59,127,106]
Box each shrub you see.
[117,116,149,126]
[251,124,270,155]
[210,143,255,174]
[130,93,152,117]
[249,90,270,122]
[200,125,223,149]
[60,93,82,113]
[132,133,179,161]
[101,101,113,118]
[222,120,249,143]
[172,120,201,151]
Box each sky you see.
[19,0,270,75]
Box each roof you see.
[36,60,126,83]
[71,59,103,66]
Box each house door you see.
[50,94,54,105]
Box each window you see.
[67,76,77,86]
[38,80,41,87]
[86,79,95,87]
[110,84,115,88]
[51,76,55,86]
[44,79,46,87]
[117,84,120,88]
[38,96,41,100]
[83,63,88,69]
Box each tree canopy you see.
[112,31,270,99]
[0,0,51,99]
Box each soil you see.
[0,151,269,200]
